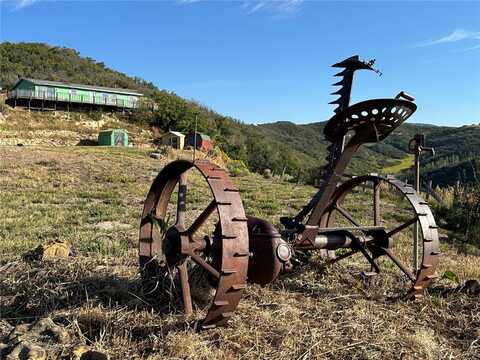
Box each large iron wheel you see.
[139,160,249,329]
[320,175,440,299]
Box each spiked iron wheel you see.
[139,160,249,329]
[320,175,440,299]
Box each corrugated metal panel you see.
[98,131,113,146]
[164,131,185,138]
[199,133,211,141]
[98,129,129,146]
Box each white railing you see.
[7,89,139,109]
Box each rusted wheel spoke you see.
[176,172,187,228]
[186,200,216,236]
[332,203,361,227]
[190,252,220,279]
[373,179,381,226]
[351,236,380,273]
[176,259,193,315]
[386,217,418,237]
[381,247,416,282]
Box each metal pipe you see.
[314,233,353,250]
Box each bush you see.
[433,182,480,248]
[263,169,272,179]
[227,159,250,177]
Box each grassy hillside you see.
[2,42,479,186]
[260,121,480,185]
[0,146,479,359]
[1,42,311,180]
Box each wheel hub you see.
[164,226,184,266]
[366,229,392,258]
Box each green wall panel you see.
[14,80,140,109]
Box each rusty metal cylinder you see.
[314,232,352,250]
[247,217,292,286]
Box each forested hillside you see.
[391,124,480,186]
[1,42,478,185]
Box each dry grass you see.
[0,146,479,359]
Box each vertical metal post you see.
[177,172,187,227]
[408,133,434,273]
[193,115,198,162]
[413,147,420,272]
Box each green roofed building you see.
[98,129,129,147]
[6,78,143,111]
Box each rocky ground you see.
[0,106,152,147]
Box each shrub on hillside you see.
[433,182,480,249]
[228,159,250,177]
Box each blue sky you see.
[1,1,479,126]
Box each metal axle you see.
[310,232,376,250]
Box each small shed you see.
[158,131,185,149]
[186,131,213,151]
[98,129,129,147]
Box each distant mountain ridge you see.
[1,42,478,186]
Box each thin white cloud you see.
[417,29,480,47]
[247,1,267,14]
[243,0,303,15]
[1,0,41,11]
[15,0,37,9]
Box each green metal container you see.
[98,129,129,147]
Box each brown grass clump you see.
[0,146,479,359]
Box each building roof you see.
[99,128,128,134]
[13,78,143,96]
[162,131,185,138]
[189,131,211,141]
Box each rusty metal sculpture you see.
[139,56,440,329]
